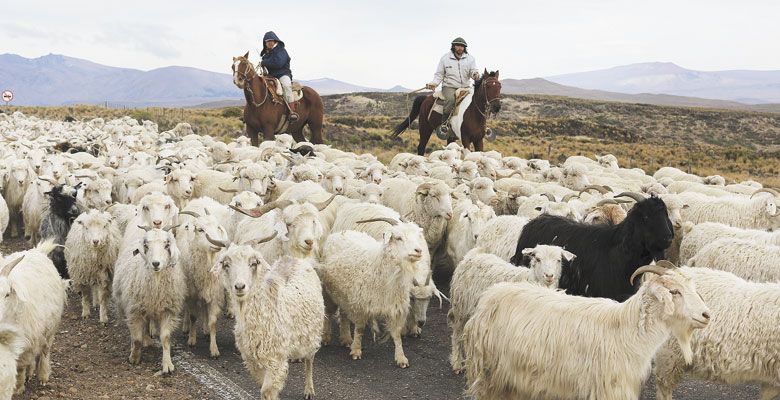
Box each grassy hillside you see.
[3,92,779,186]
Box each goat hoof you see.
[350,350,362,360]
[161,361,175,374]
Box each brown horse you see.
[231,52,325,146]
[392,70,502,155]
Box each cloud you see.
[94,23,182,59]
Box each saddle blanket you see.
[433,88,473,140]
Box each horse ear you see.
[483,68,488,75]
[495,70,500,79]
[244,51,250,59]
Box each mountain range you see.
[547,62,780,104]
[1,54,778,112]
[0,53,408,107]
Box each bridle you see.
[475,76,501,118]
[235,58,269,108]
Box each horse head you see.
[231,52,255,89]
[478,69,502,115]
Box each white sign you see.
[1,90,12,103]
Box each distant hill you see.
[500,77,780,112]
[547,62,780,104]
[0,53,408,106]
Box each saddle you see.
[262,77,304,103]
[431,88,472,115]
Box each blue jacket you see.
[260,31,292,79]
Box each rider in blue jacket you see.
[260,31,298,121]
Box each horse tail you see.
[391,95,426,137]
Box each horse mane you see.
[474,70,498,92]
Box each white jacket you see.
[429,51,479,89]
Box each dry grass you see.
[5,97,779,187]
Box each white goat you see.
[214,252,324,400]
[449,245,574,373]
[112,227,185,374]
[319,218,426,368]
[64,210,121,324]
[463,262,710,400]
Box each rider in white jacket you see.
[426,37,480,133]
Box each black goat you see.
[510,196,674,301]
[39,184,82,278]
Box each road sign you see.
[1,90,12,103]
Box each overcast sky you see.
[2,0,779,88]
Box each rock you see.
[68,387,78,394]
[146,384,155,391]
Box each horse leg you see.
[461,133,473,152]
[261,123,276,142]
[417,123,434,156]
[246,125,260,147]
[289,125,306,143]
[307,115,324,144]
[474,135,485,152]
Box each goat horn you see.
[205,232,228,248]
[630,265,670,285]
[614,192,646,203]
[311,194,338,211]
[579,185,609,196]
[595,199,619,206]
[542,193,555,202]
[249,231,278,245]
[752,188,780,198]
[424,269,432,286]
[562,193,580,202]
[179,210,202,218]
[38,176,58,185]
[230,200,293,218]
[356,217,399,226]
[162,224,180,232]
[259,148,274,160]
[413,278,421,287]
[137,225,152,232]
[0,255,25,277]
[219,186,239,193]
[601,185,614,192]
[655,260,679,269]
[74,174,92,179]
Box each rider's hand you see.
[425,83,437,90]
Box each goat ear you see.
[210,260,223,276]
[534,206,544,212]
[562,250,576,262]
[765,201,777,216]
[382,231,392,244]
[273,220,289,242]
[521,248,535,257]
[10,280,29,303]
[133,249,140,257]
[649,282,675,317]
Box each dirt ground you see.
[1,237,762,399]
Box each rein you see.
[473,77,501,119]
[239,60,269,108]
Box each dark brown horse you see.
[231,52,325,146]
[392,70,502,155]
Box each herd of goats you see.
[0,110,779,399]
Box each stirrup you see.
[435,125,448,140]
[486,128,497,142]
